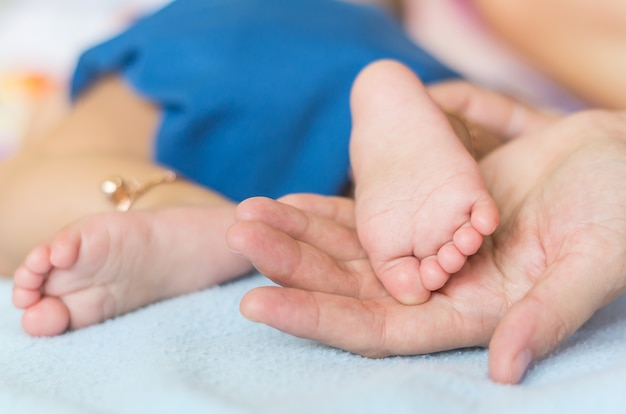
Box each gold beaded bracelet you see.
[101,170,177,211]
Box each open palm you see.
[229,110,626,384]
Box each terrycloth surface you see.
[1,273,626,414]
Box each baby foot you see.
[12,206,250,336]
[350,60,499,304]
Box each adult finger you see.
[428,80,557,139]
[234,196,363,260]
[278,194,357,229]
[241,286,485,357]
[228,220,381,297]
[488,253,623,384]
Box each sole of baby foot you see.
[12,206,250,337]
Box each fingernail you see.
[511,348,532,384]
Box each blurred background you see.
[0,0,170,159]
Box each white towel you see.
[1,273,625,414]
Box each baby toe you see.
[437,243,466,274]
[14,265,46,290]
[21,296,70,337]
[375,256,431,305]
[420,256,450,291]
[470,197,500,236]
[453,225,483,256]
[23,245,53,274]
[12,285,42,309]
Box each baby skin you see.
[12,205,252,336]
[350,60,499,304]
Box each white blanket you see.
[1,273,625,414]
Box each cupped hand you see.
[228,99,626,384]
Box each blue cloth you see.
[71,0,457,201]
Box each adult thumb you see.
[487,256,616,384]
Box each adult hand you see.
[228,102,626,384]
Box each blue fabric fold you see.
[71,0,457,201]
